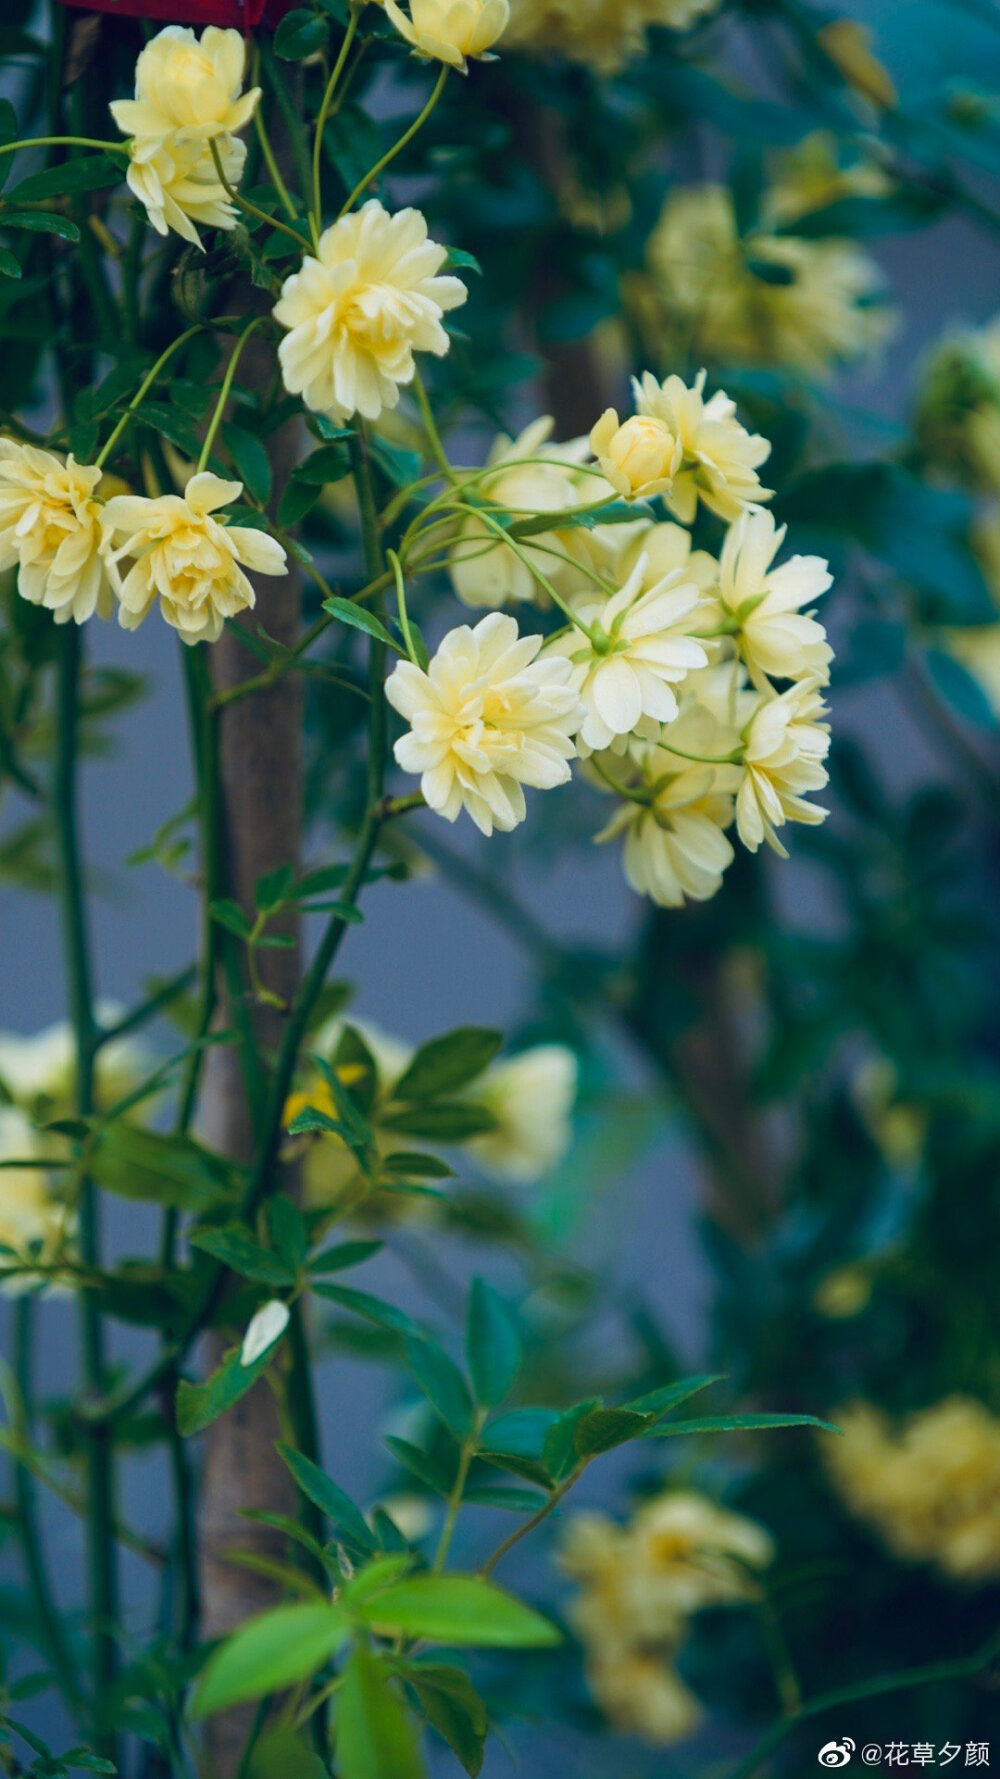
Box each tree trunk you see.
[195,354,306,1776]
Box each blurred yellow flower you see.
[0,443,113,626]
[110,26,260,144]
[101,472,287,645]
[0,1108,70,1292]
[763,131,891,230]
[386,612,581,834]
[644,184,893,381]
[0,1011,145,1117]
[503,0,721,73]
[123,132,245,247]
[274,201,466,426]
[466,1045,577,1180]
[825,1399,1000,1581]
[384,0,510,69]
[817,19,897,111]
[561,1490,772,1744]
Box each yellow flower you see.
[817,18,897,111]
[110,25,260,144]
[824,1400,1000,1581]
[384,0,510,69]
[0,1107,70,1292]
[0,442,113,626]
[711,508,833,686]
[123,131,245,247]
[503,0,721,73]
[449,417,601,610]
[466,1045,577,1181]
[735,677,830,856]
[597,759,735,909]
[386,612,581,835]
[274,201,467,426]
[0,1010,146,1118]
[645,184,892,380]
[762,131,891,230]
[100,472,287,645]
[545,555,707,752]
[590,409,680,500]
[915,318,1000,494]
[586,1649,701,1745]
[632,370,773,524]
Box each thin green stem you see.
[411,366,455,482]
[54,627,117,1753]
[337,63,449,219]
[197,317,268,474]
[252,51,298,222]
[480,1468,582,1580]
[387,549,420,666]
[95,324,203,470]
[0,135,128,159]
[433,1414,485,1573]
[470,507,601,643]
[311,3,362,245]
[209,137,307,248]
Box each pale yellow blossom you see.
[100,472,287,644]
[736,678,830,856]
[384,0,510,69]
[123,131,245,246]
[0,1108,70,1292]
[386,612,581,834]
[274,201,466,426]
[632,370,773,524]
[110,25,260,144]
[466,1045,577,1180]
[0,442,113,626]
[503,0,722,73]
[589,409,680,501]
[710,508,833,686]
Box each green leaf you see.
[0,244,21,279]
[380,1151,456,1180]
[406,1335,475,1440]
[358,1575,560,1648]
[89,1124,237,1213]
[254,865,295,913]
[649,1412,841,1439]
[266,1194,308,1270]
[322,596,396,649]
[541,1399,602,1481]
[308,1239,382,1275]
[462,1485,546,1513]
[466,1279,522,1410]
[222,422,272,505]
[210,897,252,939]
[276,1443,377,1552]
[444,247,482,276]
[0,100,16,147]
[188,1224,295,1288]
[624,1372,726,1420]
[273,8,330,58]
[176,1340,283,1437]
[384,1434,455,1495]
[392,1028,503,1102]
[11,153,120,202]
[1,211,80,242]
[336,1644,425,1779]
[380,1102,497,1143]
[368,435,422,489]
[573,1407,652,1458]
[278,476,323,528]
[401,1662,487,1778]
[193,1603,348,1716]
[322,102,382,194]
[313,1282,424,1338]
[295,443,352,485]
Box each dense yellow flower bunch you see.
[560,1491,773,1743]
[503,0,721,73]
[640,184,893,381]
[110,27,260,245]
[824,1400,1000,1581]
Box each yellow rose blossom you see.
[735,677,830,856]
[465,1045,577,1181]
[384,0,510,69]
[0,442,113,626]
[386,612,582,834]
[631,370,773,524]
[109,25,260,144]
[100,472,287,645]
[589,409,680,500]
[824,1399,1000,1581]
[123,131,245,247]
[709,508,833,687]
[273,201,467,426]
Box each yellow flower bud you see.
[590,409,680,499]
[817,20,897,111]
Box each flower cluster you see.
[388,371,832,895]
[503,0,722,72]
[110,26,260,246]
[639,184,892,381]
[284,1017,578,1211]
[0,448,287,645]
[824,1399,1000,1581]
[560,1492,773,1743]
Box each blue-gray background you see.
[2,210,999,1776]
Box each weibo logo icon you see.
[818,1742,855,1768]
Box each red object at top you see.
[55,0,295,28]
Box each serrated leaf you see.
[193,1603,348,1716]
[176,1340,282,1437]
[189,1224,295,1287]
[466,1278,522,1410]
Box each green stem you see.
[337,62,449,219]
[197,317,268,474]
[311,2,362,245]
[95,324,203,470]
[433,1415,484,1573]
[13,1298,85,1716]
[411,366,455,482]
[54,627,117,1752]
[387,548,420,666]
[480,1468,582,1580]
[0,135,128,159]
[252,51,299,223]
[209,137,307,248]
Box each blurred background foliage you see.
[1,0,1000,1772]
